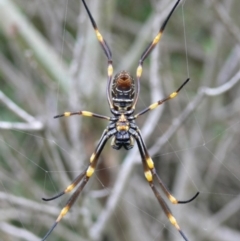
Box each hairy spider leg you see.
[41,129,113,241]
[134,78,190,119]
[133,0,181,109]
[42,169,87,201]
[54,110,111,121]
[135,128,199,204]
[82,0,114,109]
[130,127,195,241]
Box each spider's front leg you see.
[41,128,114,241]
[131,128,198,241]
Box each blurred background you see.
[0,0,240,240]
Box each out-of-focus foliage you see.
[0,0,240,241]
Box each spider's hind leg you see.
[42,169,87,201]
[134,129,193,241]
[41,129,113,241]
[149,180,189,241]
[152,169,199,204]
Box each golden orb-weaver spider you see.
[41,0,199,240]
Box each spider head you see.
[112,71,135,109]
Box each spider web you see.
[0,0,240,241]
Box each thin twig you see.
[0,0,70,90]
[0,90,43,131]
[0,222,40,241]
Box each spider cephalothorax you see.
[41,1,199,241]
[112,71,135,110]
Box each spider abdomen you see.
[112,71,135,109]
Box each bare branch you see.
[0,0,70,90]
[0,90,43,131]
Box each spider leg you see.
[42,169,87,201]
[150,183,189,241]
[54,110,110,121]
[41,129,113,241]
[133,0,181,109]
[133,128,196,241]
[135,128,199,204]
[153,170,199,204]
[139,0,181,64]
[81,0,114,109]
[134,78,190,119]
[41,177,89,241]
[81,0,112,62]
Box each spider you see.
[41,0,199,240]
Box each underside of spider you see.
[41,1,199,240]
